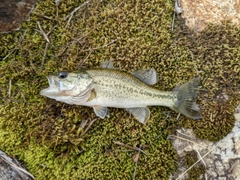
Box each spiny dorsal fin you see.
[93,106,108,119]
[100,61,115,69]
[132,68,158,85]
[126,107,150,124]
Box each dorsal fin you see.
[131,68,158,85]
[100,61,114,69]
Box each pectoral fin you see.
[100,61,114,69]
[93,106,108,119]
[126,107,150,124]
[132,68,158,85]
[87,89,96,102]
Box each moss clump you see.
[173,20,240,141]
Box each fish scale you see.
[87,69,176,108]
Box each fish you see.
[40,61,201,124]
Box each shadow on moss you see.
[173,20,240,141]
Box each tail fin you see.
[172,77,202,119]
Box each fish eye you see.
[58,72,68,79]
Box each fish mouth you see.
[40,75,60,97]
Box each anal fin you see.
[93,106,108,119]
[126,107,150,124]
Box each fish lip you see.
[46,75,54,88]
[40,75,58,96]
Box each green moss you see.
[182,151,205,179]
[174,21,240,141]
[0,0,177,179]
[0,0,240,179]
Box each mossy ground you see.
[0,0,239,179]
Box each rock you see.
[171,103,240,179]
[179,0,240,32]
[0,0,37,33]
[0,150,34,180]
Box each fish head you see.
[40,71,94,99]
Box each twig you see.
[20,92,27,103]
[46,25,57,36]
[113,141,147,155]
[55,0,62,5]
[171,0,182,31]
[132,150,140,180]
[40,42,49,72]
[168,135,197,145]
[83,38,119,52]
[77,51,92,69]
[64,1,90,27]
[37,21,50,43]
[82,118,98,135]
[195,149,206,167]
[176,144,217,180]
[3,48,17,61]
[113,141,147,180]
[176,130,192,139]
[171,12,176,32]
[176,113,181,120]
[8,79,12,98]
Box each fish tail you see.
[172,77,201,119]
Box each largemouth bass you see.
[40,61,201,124]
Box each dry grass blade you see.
[113,141,148,155]
[37,21,50,43]
[3,48,17,61]
[176,144,217,180]
[8,79,11,99]
[82,118,98,135]
[40,42,49,72]
[132,150,140,180]
[168,134,197,145]
[172,0,182,31]
[64,1,90,27]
